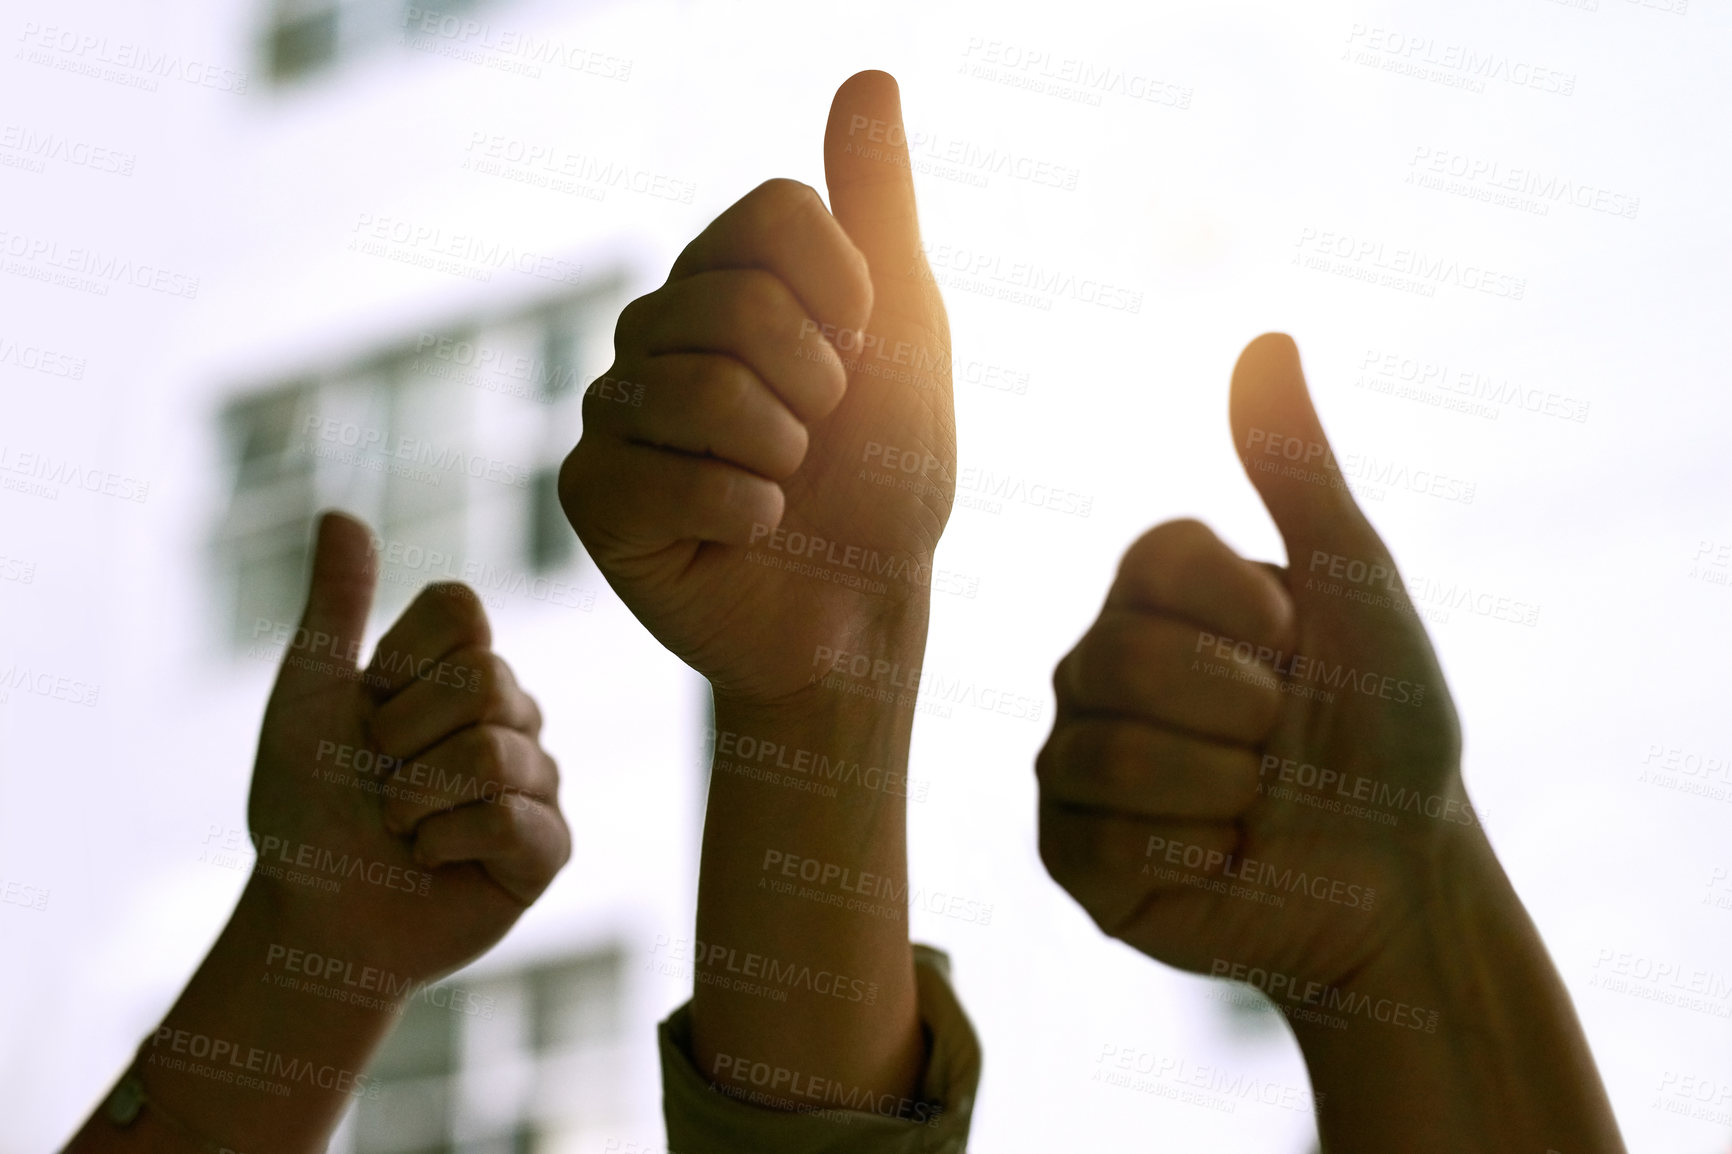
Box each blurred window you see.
[264,0,491,83]
[213,279,621,648]
[344,947,628,1154]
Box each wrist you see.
[1288,828,1525,1049]
[716,598,931,722]
[704,638,923,878]
[236,873,435,997]
[711,650,925,767]
[1281,825,1625,1152]
[186,877,416,1020]
[121,876,405,1153]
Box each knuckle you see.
[750,177,823,226]
[838,246,873,325]
[1033,734,1063,788]
[765,419,809,481]
[1096,726,1145,793]
[1036,818,1068,883]
[557,444,587,522]
[470,724,512,780]
[519,689,543,735]
[697,358,756,421]
[1066,643,1104,703]
[1037,807,1098,889]
[557,445,610,553]
[732,270,797,341]
[1126,517,1212,577]
[1051,649,1080,700]
[475,656,515,720]
[614,292,657,344]
[1090,900,1134,941]
[579,376,618,427]
[1039,724,1089,789]
[498,795,531,837]
[690,458,747,515]
[1078,627,1135,697]
[415,581,487,636]
[449,648,510,719]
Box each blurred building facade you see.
[2,0,708,1150]
[209,5,689,1151]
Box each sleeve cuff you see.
[657,943,980,1154]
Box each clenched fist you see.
[1038,333,1481,990]
[560,70,954,707]
[249,511,571,984]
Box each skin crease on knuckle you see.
[731,271,803,363]
[752,178,872,327]
[701,357,756,423]
[468,724,511,784]
[501,804,567,895]
[476,655,520,726]
[704,458,772,531]
[721,387,805,482]
[767,414,809,481]
[700,358,790,468]
[424,647,510,730]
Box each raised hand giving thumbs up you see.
[1037,334,1622,1153]
[563,72,979,1142]
[68,510,569,1154]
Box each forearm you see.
[1291,832,1624,1154]
[65,878,405,1154]
[691,625,929,1108]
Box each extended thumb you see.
[1229,333,1384,565]
[286,510,378,676]
[824,70,923,285]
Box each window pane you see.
[267,7,339,80]
[538,320,583,403]
[529,951,622,1052]
[526,465,573,572]
[370,996,459,1079]
[218,385,321,644]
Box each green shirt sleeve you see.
[657,944,981,1153]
